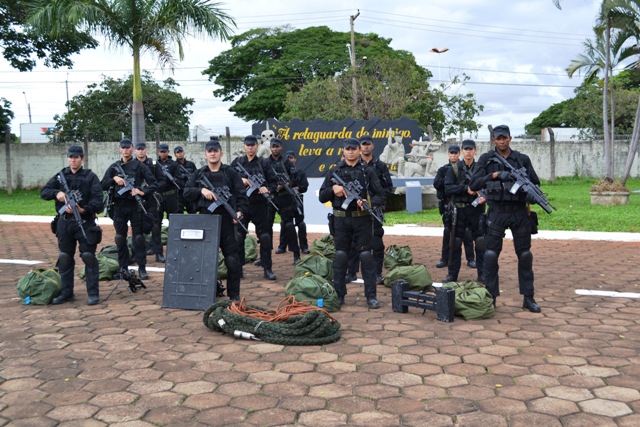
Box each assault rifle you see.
[272,167,304,215]
[177,163,193,181]
[464,170,485,208]
[492,153,557,214]
[160,164,181,190]
[57,172,88,241]
[330,172,384,225]
[447,198,457,265]
[113,162,148,214]
[197,174,248,233]
[103,189,112,217]
[233,162,279,212]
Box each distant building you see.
[19,123,58,143]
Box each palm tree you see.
[25,0,235,145]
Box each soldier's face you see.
[175,150,185,160]
[67,155,83,170]
[270,144,283,156]
[360,143,373,156]
[448,151,460,163]
[462,147,476,161]
[244,144,257,156]
[343,146,360,161]
[158,150,169,161]
[206,148,223,164]
[120,146,133,160]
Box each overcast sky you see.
[1,0,602,139]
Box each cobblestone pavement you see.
[1,221,639,426]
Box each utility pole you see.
[22,91,32,123]
[350,10,360,118]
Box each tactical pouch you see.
[529,211,539,235]
[50,215,59,235]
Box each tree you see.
[54,72,194,142]
[0,0,97,71]
[25,0,235,145]
[1,98,15,136]
[203,26,420,121]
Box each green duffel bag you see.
[442,281,495,320]
[284,272,340,312]
[98,245,120,261]
[79,254,120,281]
[294,251,333,282]
[161,225,168,245]
[16,267,62,305]
[383,264,432,292]
[245,235,258,263]
[310,234,335,260]
[384,244,413,270]
[217,250,227,280]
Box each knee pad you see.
[373,226,384,238]
[224,255,240,272]
[518,250,533,269]
[297,221,306,230]
[464,228,473,243]
[134,234,146,249]
[454,237,463,250]
[115,234,127,248]
[484,249,498,267]
[475,236,486,252]
[334,250,348,268]
[285,222,296,234]
[80,251,97,267]
[259,233,271,250]
[358,250,373,267]
[58,252,74,270]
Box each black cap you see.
[359,134,373,145]
[448,144,460,153]
[343,138,360,149]
[158,143,169,152]
[243,135,258,145]
[174,146,184,153]
[285,150,295,158]
[67,145,84,157]
[270,138,283,147]
[461,139,476,149]
[205,140,221,151]
[135,142,146,150]
[493,125,511,137]
[120,138,132,148]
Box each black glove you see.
[497,171,511,181]
[526,192,538,205]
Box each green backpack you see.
[442,281,495,320]
[384,244,413,270]
[217,250,227,280]
[383,264,432,292]
[79,254,120,281]
[16,267,62,305]
[244,235,258,263]
[310,235,335,260]
[284,272,340,312]
[98,245,120,261]
[294,251,333,282]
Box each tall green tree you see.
[54,72,194,142]
[25,0,235,145]
[1,98,15,136]
[0,0,97,71]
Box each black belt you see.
[491,203,525,212]
[161,190,177,196]
[333,209,369,218]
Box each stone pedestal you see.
[590,192,630,206]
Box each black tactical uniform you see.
[174,146,197,214]
[443,143,486,283]
[152,143,181,261]
[469,125,541,312]
[267,139,301,264]
[230,135,279,280]
[319,138,386,309]
[40,145,104,305]
[101,139,157,279]
[277,151,309,254]
[346,135,392,283]
[184,142,248,301]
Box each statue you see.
[403,136,442,177]
[379,128,406,176]
[258,128,274,158]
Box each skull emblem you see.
[261,130,275,144]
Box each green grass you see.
[2,177,640,232]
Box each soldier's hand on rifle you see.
[114,176,126,186]
[241,177,250,188]
[332,184,346,198]
[131,188,144,197]
[356,199,365,211]
[235,212,243,224]
[201,187,215,201]
[258,186,269,195]
[493,171,511,181]
[56,191,67,203]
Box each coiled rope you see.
[203,296,342,345]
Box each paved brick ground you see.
[1,221,639,426]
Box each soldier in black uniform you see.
[276,150,310,254]
[230,135,279,280]
[469,125,542,313]
[101,139,157,280]
[345,134,392,284]
[152,142,181,261]
[41,145,104,305]
[433,145,476,269]
[319,138,386,309]
[183,139,248,301]
[174,145,197,213]
[443,139,486,283]
[267,138,301,265]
